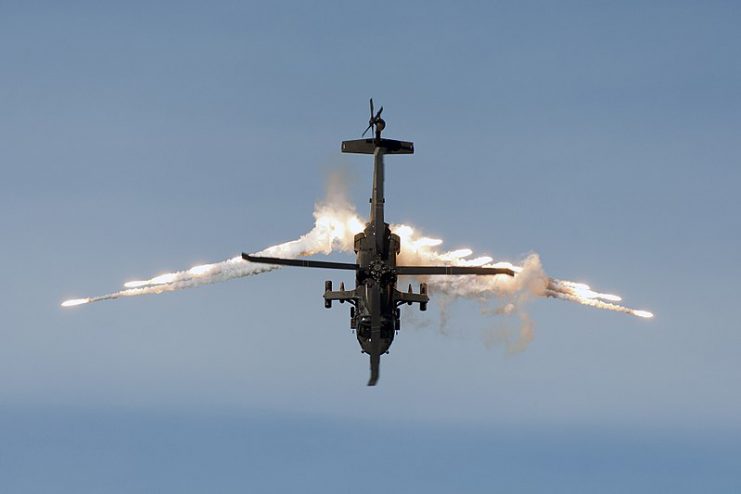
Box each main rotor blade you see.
[396,266,516,277]
[242,254,358,270]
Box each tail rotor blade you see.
[362,98,378,137]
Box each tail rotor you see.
[362,98,384,138]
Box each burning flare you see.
[61,298,91,307]
[62,198,652,320]
[61,200,363,307]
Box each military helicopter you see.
[243,99,515,385]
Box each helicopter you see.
[243,99,515,385]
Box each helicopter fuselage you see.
[322,144,422,385]
[352,222,401,357]
[243,105,514,385]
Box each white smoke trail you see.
[62,188,652,324]
[390,223,652,319]
[387,224,652,351]
[61,199,364,306]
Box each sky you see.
[1,1,740,492]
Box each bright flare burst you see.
[61,198,652,320]
[61,200,364,307]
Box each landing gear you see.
[420,282,427,311]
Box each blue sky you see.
[1,1,740,492]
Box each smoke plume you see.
[62,175,652,354]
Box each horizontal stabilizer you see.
[396,265,516,277]
[242,254,358,270]
[342,138,414,155]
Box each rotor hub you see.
[368,259,391,281]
